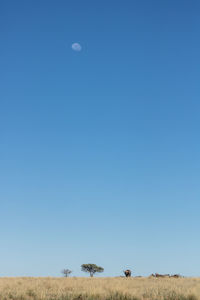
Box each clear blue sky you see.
[0,0,200,277]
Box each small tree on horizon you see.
[61,269,72,277]
[81,264,104,277]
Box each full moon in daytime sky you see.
[72,43,82,52]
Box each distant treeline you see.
[61,264,182,278]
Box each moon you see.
[72,43,82,52]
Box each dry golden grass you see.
[0,277,200,300]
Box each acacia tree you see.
[61,269,72,277]
[81,264,104,277]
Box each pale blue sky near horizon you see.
[0,0,200,277]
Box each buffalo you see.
[124,270,131,277]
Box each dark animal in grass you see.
[170,274,181,278]
[155,273,170,278]
[124,270,131,277]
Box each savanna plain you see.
[1,277,200,300]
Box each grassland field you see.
[0,277,200,300]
